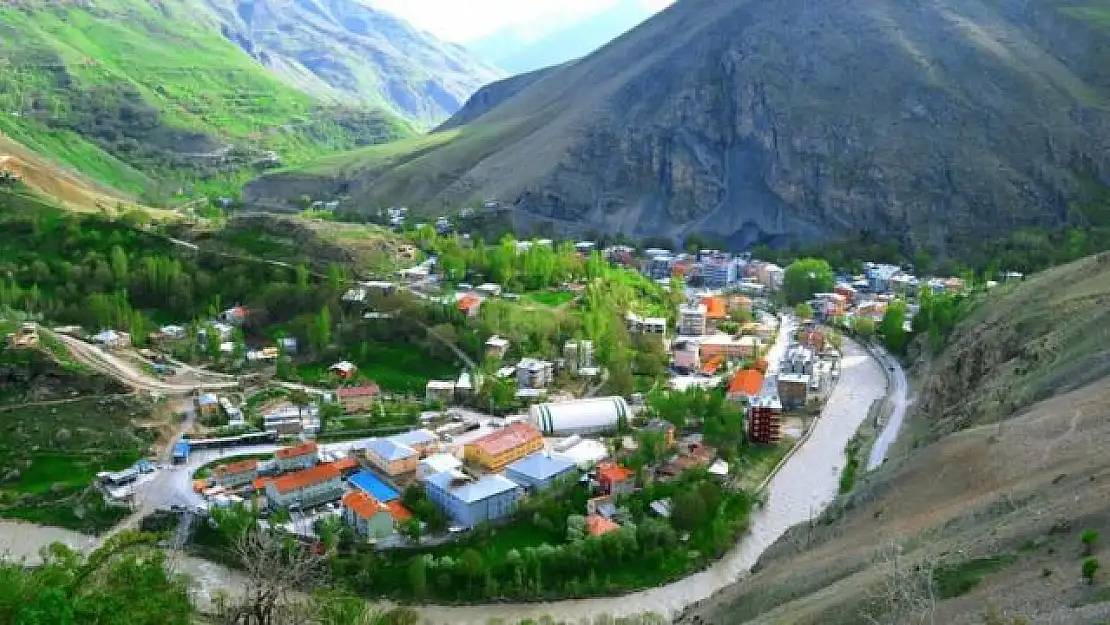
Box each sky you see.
[369,0,673,43]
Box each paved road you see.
[865,345,910,471]
[2,333,891,624]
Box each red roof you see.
[332,456,360,472]
[586,514,620,536]
[701,355,724,376]
[457,294,482,312]
[337,384,381,399]
[276,441,318,460]
[252,477,273,491]
[728,369,765,398]
[343,490,412,522]
[468,422,542,457]
[270,462,340,494]
[701,296,728,320]
[596,462,634,484]
[214,459,258,476]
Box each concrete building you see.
[672,339,700,372]
[364,438,419,476]
[646,253,675,280]
[196,393,219,418]
[337,384,381,414]
[700,255,737,288]
[505,451,577,492]
[516,358,554,389]
[425,380,456,403]
[748,395,783,445]
[388,429,437,456]
[212,459,258,489]
[563,340,595,375]
[485,335,510,359]
[274,442,319,473]
[782,345,816,376]
[596,462,635,496]
[417,453,462,481]
[529,396,630,436]
[342,491,412,539]
[678,303,708,336]
[777,373,810,410]
[465,422,544,471]
[265,463,344,509]
[626,312,667,336]
[726,369,765,404]
[424,470,522,528]
[699,335,762,361]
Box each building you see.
[596,462,635,496]
[219,397,244,425]
[777,373,810,410]
[329,361,358,379]
[529,397,630,436]
[196,393,219,418]
[456,293,483,318]
[782,345,816,375]
[505,452,577,492]
[418,453,462,481]
[563,340,595,375]
[833,283,857,304]
[700,255,737,289]
[274,442,319,472]
[699,335,762,361]
[516,358,554,389]
[726,369,766,404]
[6,323,38,348]
[475,283,503,298]
[678,303,707,336]
[212,459,258,489]
[337,384,381,414]
[91,329,130,349]
[389,429,437,456]
[672,339,700,372]
[425,380,456,403]
[265,462,344,509]
[220,306,248,326]
[559,438,610,470]
[700,296,728,330]
[348,470,400,502]
[364,438,419,476]
[464,422,544,471]
[263,404,321,436]
[424,470,521,528]
[799,328,827,352]
[342,491,412,539]
[865,263,902,293]
[626,312,667,336]
[586,514,621,537]
[485,335,510,359]
[757,263,785,289]
[748,395,783,444]
[646,253,675,280]
[172,440,190,464]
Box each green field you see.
[294,342,460,394]
[521,290,577,308]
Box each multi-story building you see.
[777,373,810,410]
[700,254,738,288]
[212,459,258,489]
[265,462,344,509]
[337,383,381,414]
[678,303,708,336]
[646,253,675,280]
[747,395,783,445]
[424,470,521,528]
[364,438,419,476]
[464,422,544,471]
[505,451,577,492]
[516,358,554,389]
[342,491,412,539]
[782,345,816,376]
[274,442,319,473]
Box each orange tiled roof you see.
[728,369,765,397]
[385,500,413,522]
[214,459,258,477]
[467,422,542,457]
[586,514,620,536]
[457,294,482,312]
[252,477,273,491]
[596,462,634,484]
[701,355,724,376]
[276,441,318,460]
[270,462,340,494]
[333,456,360,472]
[343,490,412,522]
[701,296,727,320]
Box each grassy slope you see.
[0,0,413,200]
[681,254,1110,625]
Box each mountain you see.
[246,0,1110,256]
[0,0,416,203]
[192,0,504,125]
[466,0,667,75]
[680,253,1110,624]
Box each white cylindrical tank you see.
[529,397,630,436]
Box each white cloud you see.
[368,0,672,43]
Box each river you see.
[0,338,886,624]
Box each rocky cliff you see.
[247,0,1110,254]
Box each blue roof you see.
[365,438,417,462]
[197,393,218,405]
[388,429,436,448]
[348,470,399,502]
[425,471,519,504]
[172,441,190,455]
[505,452,576,482]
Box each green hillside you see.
[0,0,415,203]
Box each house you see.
[364,438,418,476]
[485,335,510,358]
[464,422,544,471]
[678,303,708,336]
[475,283,503,298]
[342,288,368,304]
[505,451,577,492]
[672,340,700,372]
[457,294,483,318]
[455,371,476,397]
[586,513,621,536]
[274,442,319,472]
[596,462,635,496]
[700,296,728,330]
[516,358,554,389]
[91,329,130,349]
[417,453,462,481]
[726,369,766,403]
[699,335,762,361]
[212,459,258,489]
[332,456,361,475]
[348,470,400,502]
[220,306,248,326]
[196,393,219,417]
[329,361,358,379]
[865,263,902,293]
[424,470,521,528]
[777,373,810,410]
[626,312,666,336]
[799,328,827,352]
[157,324,186,341]
[563,340,595,375]
[833,283,857,304]
[342,491,412,539]
[748,395,783,444]
[389,429,437,455]
[265,463,344,509]
[729,295,754,312]
[649,498,673,518]
[263,404,320,436]
[425,380,456,403]
[279,337,298,354]
[337,384,381,414]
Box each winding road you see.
[865,345,910,471]
[0,335,898,623]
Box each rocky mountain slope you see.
[0,0,417,202]
[247,0,1110,254]
[193,0,503,126]
[678,254,1110,624]
[466,0,668,75]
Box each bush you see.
[1082,557,1100,585]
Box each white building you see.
[678,303,707,336]
[529,397,631,436]
[516,358,554,389]
[417,453,463,481]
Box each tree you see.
[854,316,876,340]
[408,556,428,598]
[783,258,834,304]
[308,306,332,352]
[1082,557,1100,585]
[881,299,908,355]
[1082,529,1099,556]
[794,302,814,320]
[289,389,313,423]
[221,529,327,625]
